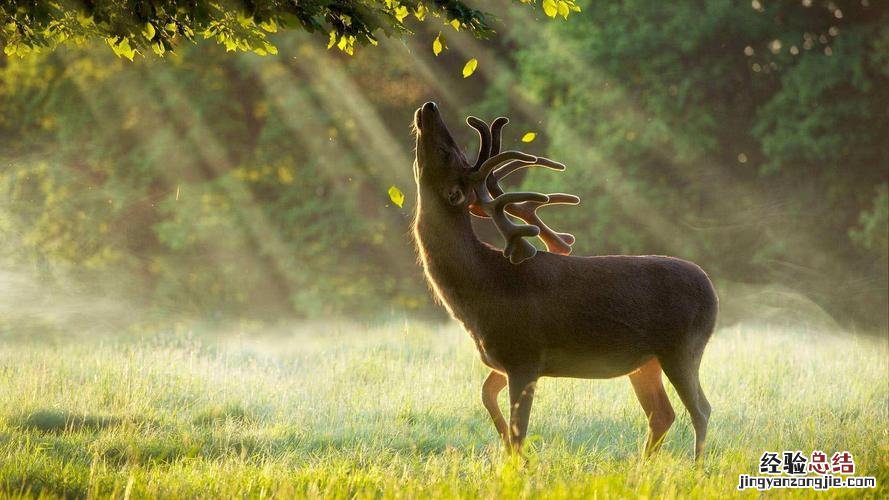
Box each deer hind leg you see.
[660,352,710,461]
[629,357,675,457]
[481,370,509,447]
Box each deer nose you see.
[422,101,438,114]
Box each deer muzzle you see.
[415,101,444,134]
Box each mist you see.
[1,1,886,336]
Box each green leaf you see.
[462,58,478,78]
[388,186,405,208]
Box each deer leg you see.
[481,370,509,446]
[506,369,538,454]
[660,355,710,461]
[629,357,675,457]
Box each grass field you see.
[0,322,886,498]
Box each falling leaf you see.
[462,58,478,78]
[388,186,405,208]
[175,185,180,201]
[521,132,537,143]
[432,33,446,56]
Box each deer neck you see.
[413,193,494,315]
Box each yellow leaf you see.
[462,58,478,78]
[450,19,461,31]
[117,38,136,60]
[415,3,427,21]
[543,0,558,18]
[327,31,336,49]
[521,132,537,143]
[394,6,409,23]
[143,22,156,40]
[388,186,405,208]
[277,166,294,184]
[432,33,446,56]
[557,1,570,18]
[259,19,278,32]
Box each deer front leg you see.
[482,370,509,447]
[506,369,539,454]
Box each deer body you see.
[412,102,717,460]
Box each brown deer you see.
[411,102,718,460]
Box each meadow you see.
[0,322,886,498]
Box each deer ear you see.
[446,185,466,206]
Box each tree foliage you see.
[0,0,579,58]
[501,0,887,328]
[0,0,885,331]
[0,39,434,324]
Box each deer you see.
[411,102,718,461]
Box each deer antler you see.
[467,116,491,170]
[465,116,581,264]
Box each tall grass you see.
[1,322,886,498]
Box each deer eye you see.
[446,186,465,205]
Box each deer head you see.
[413,101,579,264]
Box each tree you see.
[501,0,888,329]
[0,38,439,324]
[1,0,579,59]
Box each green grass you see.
[0,322,886,498]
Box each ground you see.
[0,322,886,498]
